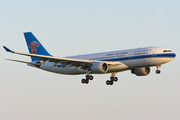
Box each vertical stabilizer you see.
[24,32,51,61]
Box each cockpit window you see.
[163,50,172,52]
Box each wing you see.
[3,46,125,70]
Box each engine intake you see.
[90,62,108,73]
[131,67,151,76]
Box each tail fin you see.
[24,32,52,61]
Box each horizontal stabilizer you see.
[5,59,40,66]
[3,46,13,52]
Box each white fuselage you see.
[36,47,176,75]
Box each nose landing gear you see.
[156,65,161,74]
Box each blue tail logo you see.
[24,32,52,61]
[29,41,39,54]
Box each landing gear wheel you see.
[114,77,118,82]
[156,65,161,74]
[110,77,114,81]
[81,79,86,84]
[106,80,113,85]
[110,80,113,85]
[156,70,161,74]
[86,75,90,80]
[110,77,118,82]
[85,79,89,84]
[82,79,89,84]
[82,75,93,84]
[106,80,110,85]
[89,75,93,80]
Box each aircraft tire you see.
[85,79,89,84]
[156,70,161,74]
[106,80,110,85]
[86,75,90,80]
[81,79,86,84]
[106,80,114,85]
[114,77,118,82]
[110,80,114,85]
[89,75,93,80]
[110,77,114,81]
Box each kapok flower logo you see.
[29,41,39,54]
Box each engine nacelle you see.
[131,67,151,76]
[90,62,108,73]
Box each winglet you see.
[3,46,12,52]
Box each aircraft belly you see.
[121,57,173,69]
[38,58,173,75]
[148,58,173,66]
[55,67,86,75]
[108,64,128,72]
[40,63,86,75]
[121,58,151,68]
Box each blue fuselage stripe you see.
[99,53,176,62]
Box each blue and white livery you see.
[3,32,176,85]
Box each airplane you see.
[3,32,176,85]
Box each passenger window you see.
[163,50,172,52]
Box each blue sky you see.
[1,0,180,120]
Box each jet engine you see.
[131,67,151,76]
[90,62,108,73]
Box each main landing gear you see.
[81,72,118,85]
[81,75,93,84]
[156,65,161,74]
[106,72,118,85]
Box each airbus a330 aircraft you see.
[3,32,176,85]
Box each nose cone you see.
[165,52,176,63]
[172,53,176,58]
[168,52,176,62]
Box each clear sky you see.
[1,0,180,120]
